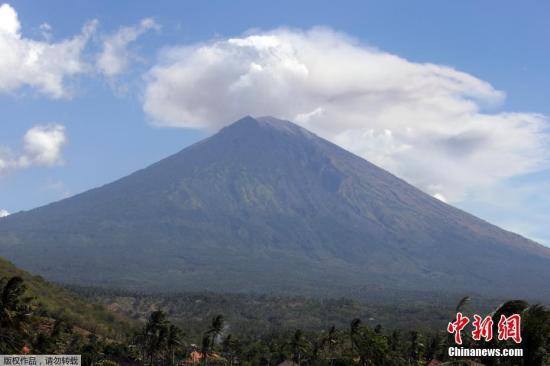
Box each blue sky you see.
[1,0,549,245]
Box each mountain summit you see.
[0,116,548,299]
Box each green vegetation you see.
[2,275,548,365]
[0,257,134,340]
[71,287,503,338]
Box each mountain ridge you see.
[0,116,548,300]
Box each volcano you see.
[0,116,548,300]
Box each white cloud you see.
[0,2,18,34]
[143,27,549,202]
[0,124,67,175]
[0,3,96,98]
[39,22,52,41]
[19,124,67,167]
[433,193,448,203]
[97,18,159,77]
[0,209,9,218]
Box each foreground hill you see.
[0,257,132,338]
[0,116,549,300]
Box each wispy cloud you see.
[97,17,159,78]
[0,3,159,99]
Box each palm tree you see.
[81,334,103,366]
[200,315,224,366]
[445,295,472,359]
[389,330,401,353]
[521,304,549,366]
[208,315,224,340]
[289,329,308,366]
[349,318,363,363]
[166,324,185,366]
[222,334,239,366]
[0,276,34,353]
[480,299,529,366]
[201,334,211,366]
[388,330,408,365]
[144,310,170,366]
[350,318,361,349]
[206,314,225,352]
[425,333,443,362]
[321,326,338,366]
[455,296,471,313]
[408,331,422,365]
[490,299,528,321]
[487,300,548,366]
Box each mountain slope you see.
[0,256,133,337]
[0,116,548,300]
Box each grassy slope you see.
[0,257,134,338]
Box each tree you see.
[288,329,309,366]
[201,334,211,366]
[389,330,401,353]
[408,331,422,365]
[349,318,364,364]
[521,304,550,366]
[222,334,240,366]
[424,333,443,362]
[166,324,185,366]
[350,318,361,352]
[207,314,225,347]
[81,334,103,366]
[455,296,471,313]
[321,326,338,366]
[0,276,34,353]
[34,318,72,354]
[348,319,394,366]
[144,310,170,366]
[200,315,225,365]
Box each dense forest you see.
[70,287,506,338]
[1,275,548,366]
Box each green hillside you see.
[0,257,133,339]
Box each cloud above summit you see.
[0,0,548,209]
[143,28,549,202]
